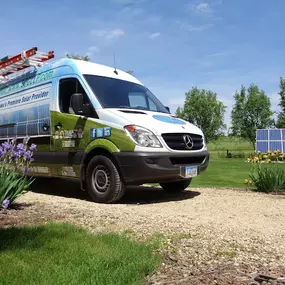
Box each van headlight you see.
[202,135,207,149]
[124,125,162,148]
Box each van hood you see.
[106,109,203,136]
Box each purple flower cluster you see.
[0,137,37,209]
[0,137,37,174]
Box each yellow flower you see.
[244,179,249,184]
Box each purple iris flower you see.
[24,167,30,174]
[29,144,37,151]
[17,143,24,150]
[25,150,32,161]
[2,142,11,151]
[12,150,20,160]
[2,199,10,209]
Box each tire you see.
[86,155,125,203]
[160,179,192,193]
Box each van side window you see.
[59,78,89,114]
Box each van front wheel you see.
[159,179,192,193]
[86,155,125,203]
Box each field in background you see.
[206,136,254,159]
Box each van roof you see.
[54,58,144,86]
[0,58,144,95]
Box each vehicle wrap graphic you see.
[51,111,136,153]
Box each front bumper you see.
[113,150,210,185]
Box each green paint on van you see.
[51,111,136,153]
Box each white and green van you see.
[0,58,209,203]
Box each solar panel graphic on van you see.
[0,104,51,138]
[0,84,51,139]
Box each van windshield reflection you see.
[84,74,169,113]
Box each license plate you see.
[184,166,198,178]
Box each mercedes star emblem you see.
[183,135,194,149]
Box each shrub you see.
[248,164,285,193]
[0,137,36,209]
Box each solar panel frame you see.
[256,128,285,153]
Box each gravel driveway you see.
[1,178,285,284]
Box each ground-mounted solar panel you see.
[256,129,285,153]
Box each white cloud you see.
[206,50,235,57]
[177,21,214,32]
[91,28,125,40]
[86,46,100,57]
[188,2,213,14]
[149,32,161,39]
[268,92,280,113]
[187,1,223,19]
[196,3,211,13]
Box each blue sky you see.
[1,0,285,128]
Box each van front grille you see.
[162,133,203,151]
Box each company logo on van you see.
[0,70,54,96]
[152,115,186,125]
[183,135,194,149]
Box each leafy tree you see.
[231,84,274,147]
[176,87,226,142]
[66,53,90,61]
[276,77,285,128]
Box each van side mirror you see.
[70,93,84,115]
[164,106,170,113]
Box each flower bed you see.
[0,137,36,209]
[245,149,285,192]
[247,150,285,163]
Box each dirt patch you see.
[1,177,285,284]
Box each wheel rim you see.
[92,166,110,193]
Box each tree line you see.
[176,79,285,145]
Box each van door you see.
[51,76,95,178]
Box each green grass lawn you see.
[0,223,161,285]
[190,136,285,188]
[192,158,251,188]
[190,137,253,188]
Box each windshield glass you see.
[84,74,169,113]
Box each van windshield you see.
[84,74,169,113]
